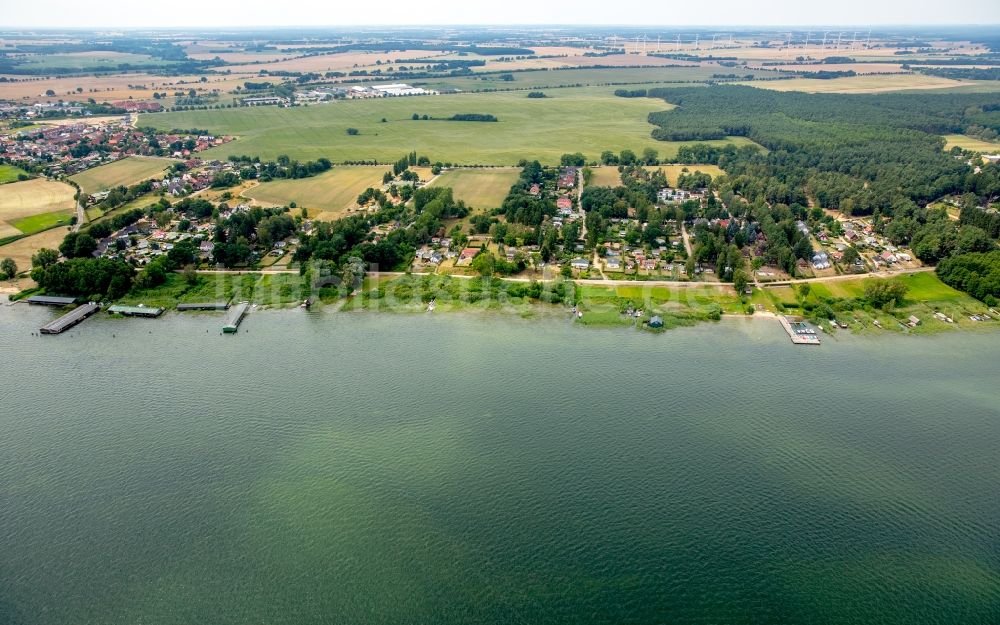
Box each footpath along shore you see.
[186,266,935,288]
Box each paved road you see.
[71,199,86,232]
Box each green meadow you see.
[146,86,760,165]
[0,164,29,185]
[119,272,309,308]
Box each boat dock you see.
[779,316,821,345]
[177,302,230,311]
[27,295,77,307]
[222,302,249,333]
[107,305,164,318]
[40,303,100,334]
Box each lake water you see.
[1,305,998,624]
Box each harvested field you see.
[0,179,76,223]
[741,73,975,93]
[427,168,520,208]
[0,72,257,103]
[222,50,445,74]
[242,166,391,219]
[587,167,623,187]
[69,156,175,195]
[942,134,1000,152]
[751,62,908,74]
[0,224,68,270]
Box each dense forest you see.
[936,251,1000,304]
[645,87,1000,218]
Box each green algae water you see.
[1,306,998,625]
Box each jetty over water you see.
[40,303,99,334]
[177,302,230,311]
[779,316,821,345]
[107,305,164,318]
[222,302,250,333]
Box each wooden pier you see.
[779,316,821,345]
[222,302,249,333]
[40,303,100,334]
[177,302,230,311]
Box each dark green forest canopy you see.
[645,86,1000,213]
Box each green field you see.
[427,168,520,208]
[10,210,73,236]
[242,166,390,219]
[146,86,759,165]
[942,134,1000,153]
[118,272,309,308]
[0,164,29,185]
[70,157,175,195]
[780,272,992,333]
[8,52,176,73]
[415,66,781,92]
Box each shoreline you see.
[7,289,997,340]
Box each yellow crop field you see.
[427,168,520,208]
[242,166,391,219]
[943,134,1000,152]
[743,73,972,93]
[0,178,75,221]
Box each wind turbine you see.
[804,31,811,49]
[711,33,719,48]
[821,31,829,50]
[866,28,872,47]
[676,34,681,52]
[851,31,858,50]
[835,32,843,49]
[694,33,700,50]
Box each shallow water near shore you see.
[1,306,999,624]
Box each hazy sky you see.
[3,0,999,28]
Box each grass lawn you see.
[242,166,390,219]
[146,85,760,165]
[785,272,994,334]
[427,168,520,208]
[86,192,163,227]
[70,156,175,196]
[119,272,309,308]
[575,282,741,321]
[0,164,29,185]
[942,134,1000,153]
[10,210,73,236]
